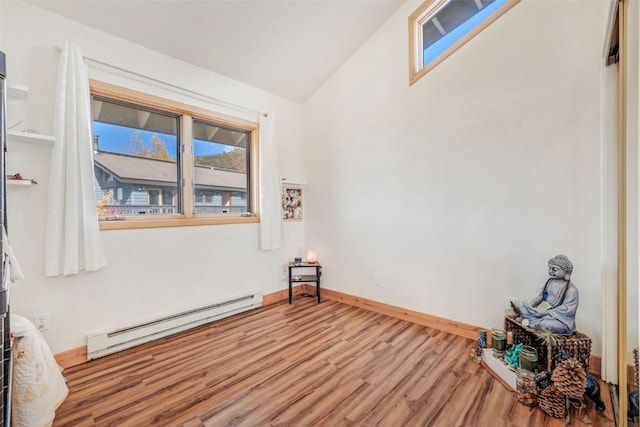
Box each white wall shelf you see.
[7,179,36,188]
[282,180,306,186]
[7,130,54,146]
[7,84,28,99]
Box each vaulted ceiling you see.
[27,0,405,103]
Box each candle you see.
[519,346,538,373]
[492,328,506,358]
[478,330,487,349]
[306,249,317,263]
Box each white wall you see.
[0,1,306,353]
[304,0,611,355]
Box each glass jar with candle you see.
[516,369,538,406]
[478,329,487,348]
[491,328,507,358]
[519,345,538,373]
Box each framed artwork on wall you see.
[282,187,302,220]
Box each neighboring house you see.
[94,151,248,215]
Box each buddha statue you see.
[511,255,579,335]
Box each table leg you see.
[288,268,293,304]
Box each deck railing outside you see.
[193,205,246,214]
[102,205,247,216]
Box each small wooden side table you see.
[288,262,322,304]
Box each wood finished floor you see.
[54,298,617,426]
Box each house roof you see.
[94,151,247,192]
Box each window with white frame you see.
[409,0,519,84]
[90,81,259,229]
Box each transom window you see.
[90,80,259,230]
[409,0,519,84]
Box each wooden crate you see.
[504,316,591,373]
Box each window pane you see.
[421,0,505,67]
[192,120,249,214]
[148,189,160,205]
[92,96,180,216]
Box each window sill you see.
[98,215,260,230]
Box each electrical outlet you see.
[281,266,288,279]
[34,313,50,331]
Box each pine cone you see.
[539,385,565,418]
[551,358,587,399]
[634,348,638,385]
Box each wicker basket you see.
[504,316,591,373]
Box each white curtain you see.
[45,42,106,277]
[259,112,283,250]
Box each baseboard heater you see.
[86,291,262,360]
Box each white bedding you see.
[11,314,68,427]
